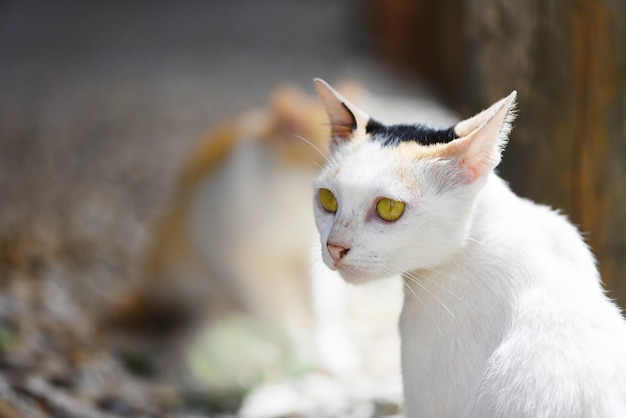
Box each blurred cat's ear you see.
[446,91,517,183]
[314,78,369,152]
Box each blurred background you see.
[0,1,624,417]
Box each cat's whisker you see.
[398,275,443,337]
[386,257,461,300]
[411,271,462,301]
[385,255,460,283]
[417,265,459,282]
[290,133,330,164]
[308,260,331,280]
[379,264,456,325]
[403,271,456,319]
[466,237,487,246]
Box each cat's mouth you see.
[322,248,382,283]
[334,263,378,285]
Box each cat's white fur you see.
[313,78,626,417]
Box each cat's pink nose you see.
[327,243,350,263]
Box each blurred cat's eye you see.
[319,188,338,213]
[376,198,405,221]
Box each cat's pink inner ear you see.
[452,91,517,183]
[314,78,369,148]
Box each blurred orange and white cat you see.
[115,82,365,373]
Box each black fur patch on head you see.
[366,118,457,147]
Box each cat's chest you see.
[399,269,510,417]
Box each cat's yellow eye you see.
[319,188,338,213]
[376,198,405,221]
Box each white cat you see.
[312,78,626,418]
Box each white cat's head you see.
[312,79,516,284]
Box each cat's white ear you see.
[449,91,517,183]
[314,78,369,152]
